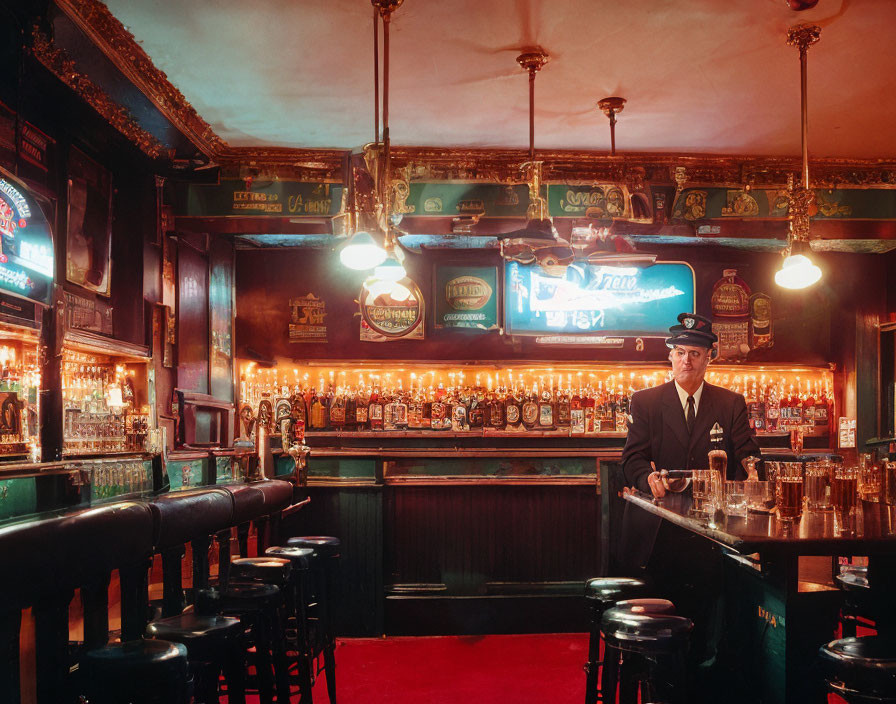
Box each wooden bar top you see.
[624,490,896,555]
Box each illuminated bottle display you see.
[239,363,834,437]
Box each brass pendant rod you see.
[528,68,535,161]
[609,111,617,156]
[799,40,809,190]
[382,7,392,235]
[374,6,379,143]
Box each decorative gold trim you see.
[30,25,168,159]
[55,0,224,158]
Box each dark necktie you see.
[686,395,696,435]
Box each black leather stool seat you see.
[80,639,190,703]
[230,556,292,586]
[147,613,243,643]
[612,598,677,616]
[819,637,896,699]
[602,607,693,651]
[585,577,648,608]
[265,545,314,567]
[287,535,341,557]
[220,583,282,611]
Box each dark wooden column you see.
[39,286,64,462]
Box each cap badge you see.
[684,317,695,329]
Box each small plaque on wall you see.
[64,291,112,336]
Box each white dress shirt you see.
[674,380,705,417]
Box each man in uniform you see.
[618,312,760,697]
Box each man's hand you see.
[646,471,667,498]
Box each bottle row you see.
[239,377,834,436]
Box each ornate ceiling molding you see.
[30,24,168,159]
[55,0,224,158]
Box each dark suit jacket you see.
[619,380,760,571]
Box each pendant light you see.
[776,24,822,290]
[339,0,406,273]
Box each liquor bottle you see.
[570,390,585,434]
[614,391,630,433]
[355,388,370,429]
[790,385,803,427]
[408,391,424,429]
[345,391,357,429]
[422,391,433,428]
[383,394,398,431]
[369,390,384,430]
[708,422,728,478]
[711,268,751,360]
[329,392,347,428]
[814,384,830,429]
[746,382,765,432]
[468,392,485,429]
[584,389,596,434]
[504,386,522,430]
[538,389,554,429]
[764,385,779,432]
[556,388,571,429]
[802,385,816,427]
[290,391,307,430]
[431,396,449,430]
[522,387,539,430]
[450,389,469,431]
[395,392,409,429]
[258,393,274,433]
[489,390,505,429]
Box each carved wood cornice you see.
[30,24,168,159]
[54,0,224,158]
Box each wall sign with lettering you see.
[434,265,498,330]
[184,180,343,218]
[504,260,695,338]
[65,291,113,335]
[360,278,425,342]
[289,293,328,343]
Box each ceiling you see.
[100,0,895,159]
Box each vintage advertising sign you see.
[184,180,342,217]
[0,168,53,305]
[504,260,694,338]
[289,293,328,343]
[434,265,498,330]
[360,278,425,342]
[65,291,113,335]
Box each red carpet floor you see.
[244,633,589,703]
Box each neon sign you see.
[504,261,695,338]
[0,171,54,304]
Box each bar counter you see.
[622,489,896,704]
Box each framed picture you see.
[66,147,112,296]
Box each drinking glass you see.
[776,462,803,521]
[746,481,775,513]
[691,469,722,515]
[804,461,832,511]
[724,480,747,516]
[859,454,882,502]
[884,461,896,506]
[832,467,859,519]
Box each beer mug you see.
[775,462,803,521]
[804,461,832,511]
[859,454,882,502]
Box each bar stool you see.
[818,636,896,703]
[228,557,294,703]
[78,639,191,704]
[266,545,316,700]
[583,577,648,704]
[287,536,340,704]
[837,568,878,638]
[601,600,692,704]
[146,612,246,704]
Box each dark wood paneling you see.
[384,485,600,591]
[233,247,865,365]
[208,236,234,402]
[177,240,209,394]
[284,485,383,637]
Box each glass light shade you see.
[390,282,412,302]
[374,256,406,281]
[774,252,822,289]
[339,231,386,270]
